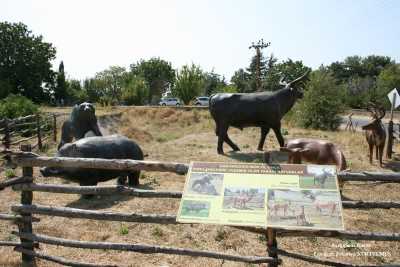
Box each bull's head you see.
[279,70,311,99]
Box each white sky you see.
[2,0,400,81]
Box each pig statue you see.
[41,135,144,187]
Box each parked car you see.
[159,98,181,106]
[193,96,210,106]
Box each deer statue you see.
[362,103,386,167]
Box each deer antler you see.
[366,102,385,120]
[377,106,386,120]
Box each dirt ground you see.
[1,107,399,266]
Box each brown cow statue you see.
[280,138,347,190]
[362,104,386,167]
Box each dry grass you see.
[1,107,400,266]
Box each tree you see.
[172,64,204,104]
[327,55,395,108]
[246,53,267,92]
[0,22,56,102]
[376,64,400,109]
[83,78,103,103]
[95,66,127,104]
[263,59,311,91]
[295,68,345,130]
[203,70,226,96]
[130,58,175,104]
[230,68,251,93]
[121,76,149,105]
[54,61,67,104]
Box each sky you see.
[2,0,400,81]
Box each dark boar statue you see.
[41,135,144,187]
[58,102,102,150]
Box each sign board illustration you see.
[177,162,344,231]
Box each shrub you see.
[0,94,39,119]
[121,77,149,105]
[294,69,346,130]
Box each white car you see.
[159,98,181,106]
[194,96,209,106]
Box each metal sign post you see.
[387,89,399,159]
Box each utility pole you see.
[249,39,271,91]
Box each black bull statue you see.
[58,102,102,150]
[209,71,310,154]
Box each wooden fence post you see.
[387,93,396,159]
[52,114,57,143]
[3,118,10,149]
[19,144,35,267]
[266,228,278,267]
[36,114,42,150]
[387,121,394,159]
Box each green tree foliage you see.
[230,68,251,93]
[172,64,204,104]
[329,55,393,83]
[203,71,226,95]
[376,64,400,109]
[66,79,88,104]
[218,85,238,93]
[327,55,394,109]
[54,61,67,103]
[295,69,345,130]
[0,94,38,119]
[95,66,127,104]
[263,59,311,91]
[121,76,149,105]
[246,53,268,91]
[130,58,175,104]
[0,22,56,103]
[83,78,103,103]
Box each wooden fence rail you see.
[12,232,279,265]
[1,114,57,150]
[6,151,400,182]
[10,183,400,209]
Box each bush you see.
[0,94,39,119]
[294,69,345,130]
[121,77,149,105]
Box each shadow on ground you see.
[66,182,154,210]
[225,151,265,163]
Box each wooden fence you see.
[0,113,58,150]
[1,147,400,266]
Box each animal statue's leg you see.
[217,132,224,154]
[375,146,379,160]
[58,121,74,150]
[224,131,240,152]
[128,172,140,187]
[117,176,127,185]
[379,143,385,167]
[91,121,103,136]
[368,144,373,164]
[272,126,285,148]
[257,127,270,151]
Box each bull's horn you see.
[288,70,311,86]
